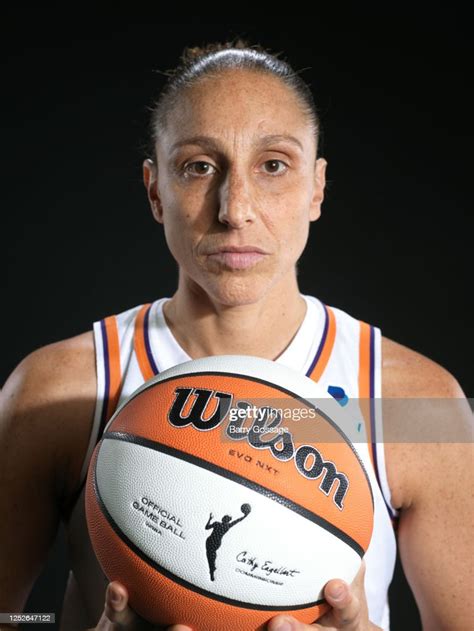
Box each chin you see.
[205,274,271,307]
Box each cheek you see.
[284,218,310,261]
[157,174,213,264]
[164,181,212,228]
[263,192,311,250]
[162,210,190,252]
[161,199,209,265]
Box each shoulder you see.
[0,331,97,511]
[380,336,471,510]
[2,331,96,405]
[381,335,464,398]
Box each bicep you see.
[0,361,62,611]
[0,446,60,613]
[397,437,473,630]
[382,337,473,628]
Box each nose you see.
[218,171,256,228]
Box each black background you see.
[2,12,472,631]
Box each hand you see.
[90,581,192,631]
[267,562,382,631]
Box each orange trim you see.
[103,315,122,421]
[358,321,374,468]
[308,306,337,381]
[134,303,155,381]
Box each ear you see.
[143,158,163,224]
[309,157,327,222]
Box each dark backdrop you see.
[2,14,472,631]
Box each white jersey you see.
[62,294,398,630]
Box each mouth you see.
[205,246,269,270]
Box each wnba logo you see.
[205,503,251,581]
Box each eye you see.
[183,161,217,177]
[262,159,288,176]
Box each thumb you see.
[324,580,362,629]
[267,615,307,630]
[103,582,147,629]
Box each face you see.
[144,69,326,306]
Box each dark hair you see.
[148,38,321,160]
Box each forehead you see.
[163,69,311,144]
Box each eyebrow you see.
[170,133,304,153]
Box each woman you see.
[205,506,251,582]
[0,40,471,631]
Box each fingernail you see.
[328,581,346,601]
[109,588,122,605]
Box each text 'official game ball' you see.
[85,355,374,631]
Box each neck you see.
[162,273,307,361]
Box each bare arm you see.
[205,513,214,529]
[228,513,249,528]
[0,334,96,626]
[266,339,473,631]
[382,337,473,630]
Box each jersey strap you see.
[358,321,399,528]
[134,303,159,380]
[98,315,122,432]
[306,303,337,381]
[69,314,122,506]
[358,321,376,468]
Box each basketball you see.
[85,355,374,631]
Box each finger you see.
[104,582,153,630]
[267,615,313,630]
[323,580,361,629]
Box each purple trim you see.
[144,305,160,376]
[99,319,110,430]
[370,326,398,521]
[305,303,329,377]
[369,326,377,466]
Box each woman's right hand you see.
[89,582,192,631]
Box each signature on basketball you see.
[236,550,301,578]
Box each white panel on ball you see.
[95,437,361,607]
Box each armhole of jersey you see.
[372,327,400,524]
[76,320,107,490]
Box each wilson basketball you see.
[85,355,374,631]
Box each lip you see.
[206,246,269,270]
[207,245,268,254]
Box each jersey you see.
[60,294,399,631]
